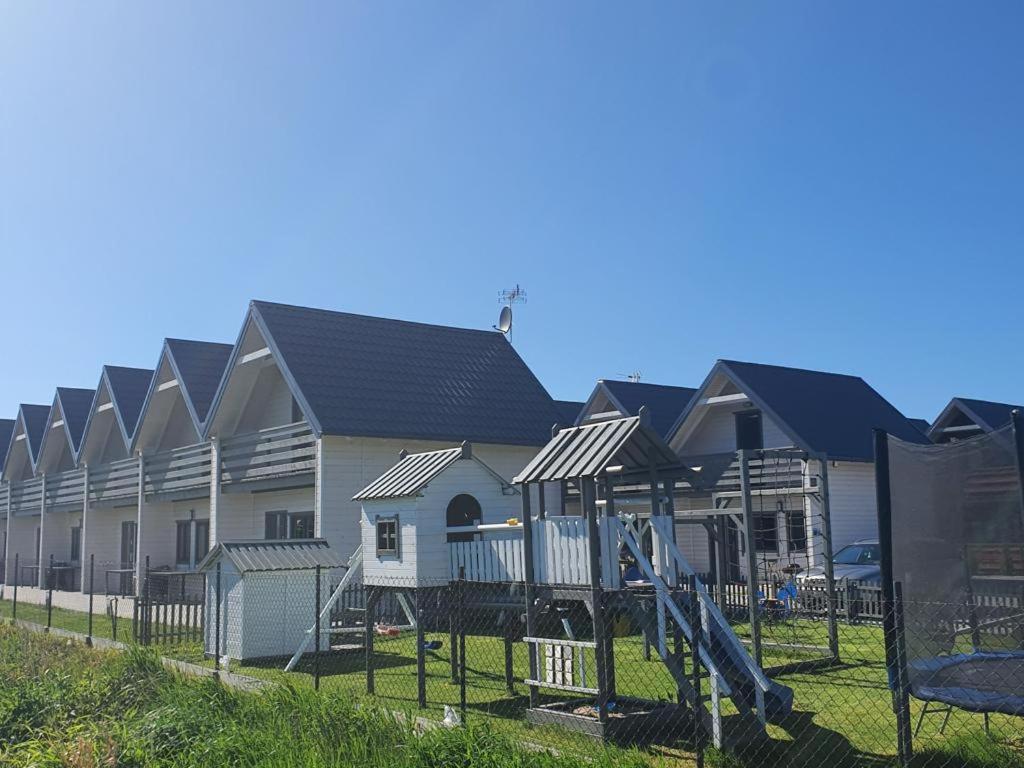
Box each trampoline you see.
[910,651,1024,716]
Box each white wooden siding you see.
[216,488,314,542]
[320,436,540,563]
[677,404,793,455]
[825,461,879,551]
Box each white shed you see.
[198,539,345,661]
[354,442,521,588]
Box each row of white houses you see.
[0,298,1014,594]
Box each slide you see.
[616,517,793,722]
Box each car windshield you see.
[833,543,880,565]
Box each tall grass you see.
[0,626,649,768]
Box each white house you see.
[665,360,930,578]
[355,442,521,586]
[0,299,568,597]
[575,379,696,439]
[926,397,1023,444]
[2,404,52,586]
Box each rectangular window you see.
[175,521,192,566]
[265,511,314,540]
[735,410,764,451]
[195,520,210,562]
[786,510,807,552]
[753,513,778,553]
[70,527,82,563]
[121,521,137,568]
[376,516,399,556]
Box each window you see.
[176,521,192,566]
[446,494,482,543]
[833,543,880,565]
[376,516,399,556]
[121,521,137,568]
[70,527,82,564]
[753,513,778,553]
[175,517,211,569]
[735,410,763,450]
[265,511,315,540]
[786,510,807,552]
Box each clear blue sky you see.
[2,2,1022,424]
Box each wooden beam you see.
[704,393,749,406]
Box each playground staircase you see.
[614,515,793,745]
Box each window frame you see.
[265,510,315,540]
[786,510,807,553]
[70,526,82,564]
[734,409,764,451]
[376,515,400,557]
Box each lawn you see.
[1,597,1021,767]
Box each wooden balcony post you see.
[209,437,221,546]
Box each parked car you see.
[797,539,881,584]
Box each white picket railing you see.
[447,516,620,588]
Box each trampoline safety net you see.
[887,425,1024,715]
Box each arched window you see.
[446,494,482,543]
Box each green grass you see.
[0,624,652,768]
[1,599,1021,767]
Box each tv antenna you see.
[495,284,527,338]
[619,371,643,383]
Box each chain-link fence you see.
[1,555,1021,766]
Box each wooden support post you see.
[715,514,729,605]
[504,620,516,696]
[520,483,539,708]
[739,450,762,666]
[37,475,46,589]
[816,456,841,663]
[537,482,546,520]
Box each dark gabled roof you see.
[514,415,679,483]
[132,338,233,449]
[598,380,697,438]
[165,339,233,425]
[0,419,14,468]
[197,539,347,573]
[927,397,1024,441]
[907,418,931,437]
[80,365,155,459]
[18,404,52,464]
[104,366,154,438]
[669,360,930,462]
[554,400,585,428]
[231,300,561,446]
[55,387,97,454]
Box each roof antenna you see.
[495,284,527,340]
[618,371,642,383]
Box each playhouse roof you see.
[218,300,562,446]
[354,443,513,501]
[197,539,346,573]
[514,414,679,483]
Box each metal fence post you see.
[416,593,426,708]
[87,554,94,645]
[458,568,466,717]
[690,575,705,768]
[11,553,17,622]
[46,554,54,630]
[214,562,222,673]
[314,564,322,691]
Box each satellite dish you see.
[496,305,513,334]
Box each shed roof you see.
[222,300,561,446]
[669,360,929,462]
[354,443,513,501]
[514,414,679,483]
[197,539,347,573]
